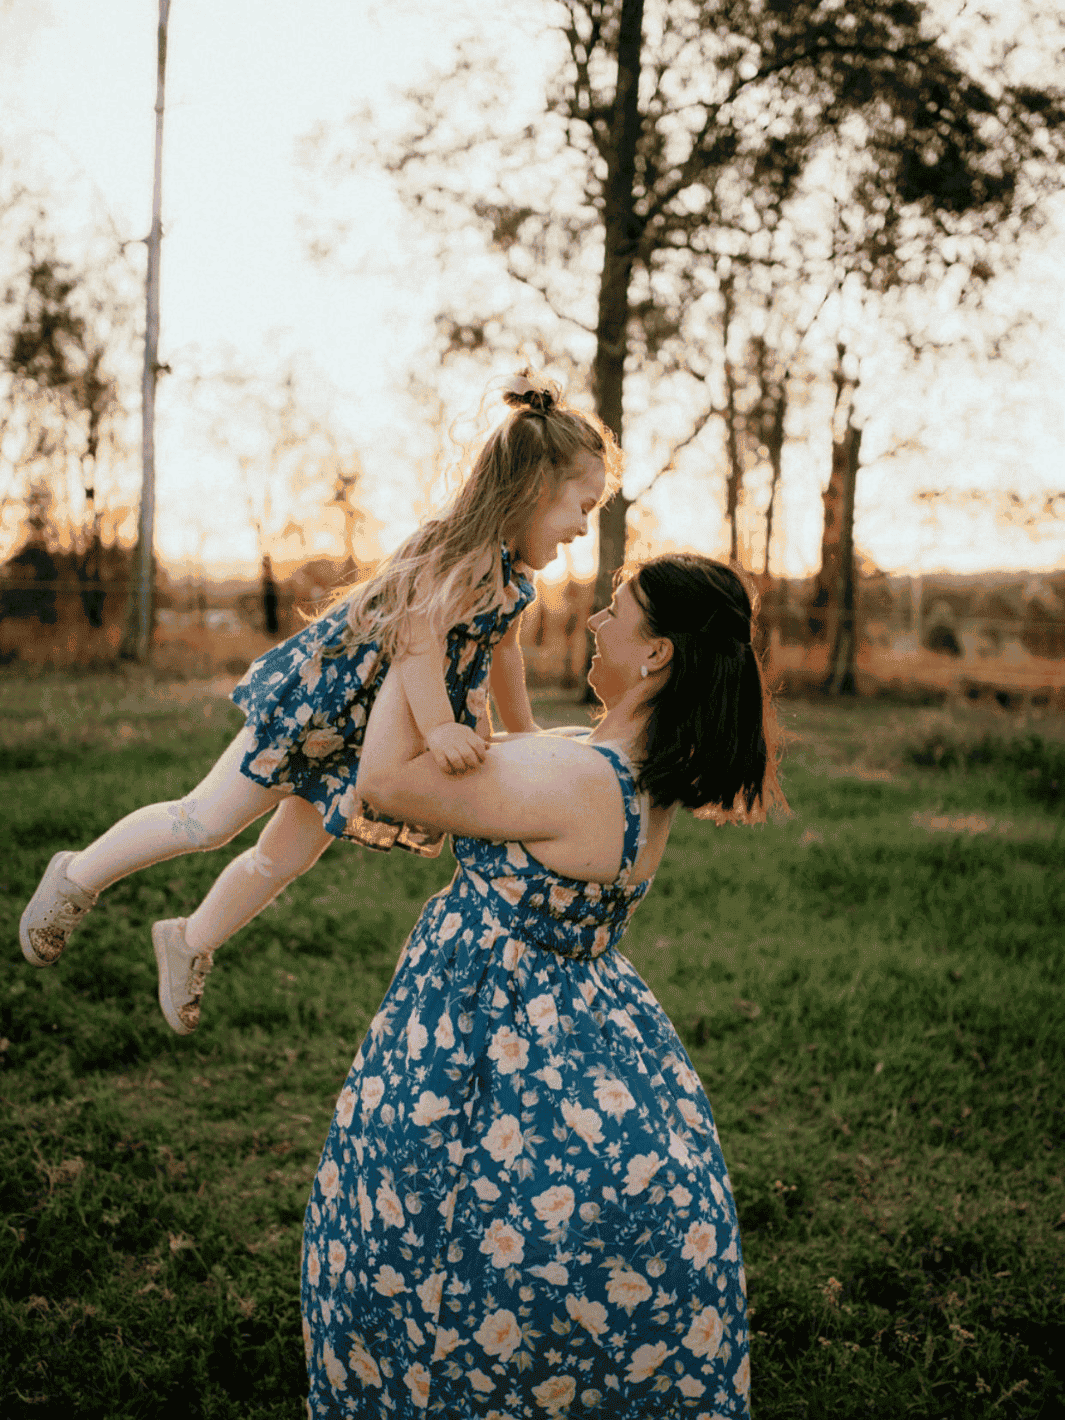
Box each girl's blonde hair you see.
[324,371,622,659]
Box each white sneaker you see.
[20,851,99,966]
[153,918,213,1036]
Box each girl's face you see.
[586,577,657,703]
[510,450,606,571]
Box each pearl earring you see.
[640,665,649,679]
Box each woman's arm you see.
[357,666,621,861]
[395,614,486,774]
[489,620,538,734]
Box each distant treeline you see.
[3,545,1063,674]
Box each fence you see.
[3,566,1065,709]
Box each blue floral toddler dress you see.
[230,544,535,854]
[302,742,751,1418]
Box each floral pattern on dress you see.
[230,543,535,852]
[302,744,751,1419]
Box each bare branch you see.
[556,2,613,164]
[505,263,596,335]
[632,367,724,505]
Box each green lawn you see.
[1,675,1062,1419]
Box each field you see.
[1,674,1062,1419]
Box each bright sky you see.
[3,0,1064,581]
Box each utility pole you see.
[121,0,170,663]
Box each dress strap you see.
[499,541,536,614]
[500,540,522,589]
[587,744,647,886]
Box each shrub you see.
[904,731,1064,809]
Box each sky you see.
[2,0,1064,582]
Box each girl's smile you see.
[511,450,607,570]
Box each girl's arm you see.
[489,619,538,734]
[395,614,486,775]
[357,666,622,871]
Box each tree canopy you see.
[304,0,1065,623]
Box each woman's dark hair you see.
[626,554,785,818]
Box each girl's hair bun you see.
[502,370,562,417]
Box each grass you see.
[1,674,1063,1419]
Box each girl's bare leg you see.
[67,729,284,894]
[182,795,334,954]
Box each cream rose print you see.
[302,739,750,1415]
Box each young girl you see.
[20,371,619,1036]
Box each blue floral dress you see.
[302,744,751,1419]
[230,544,535,853]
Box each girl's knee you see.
[254,801,334,879]
[176,751,283,849]
[243,836,327,883]
[165,797,237,850]
[243,841,285,880]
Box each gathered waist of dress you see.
[439,855,641,964]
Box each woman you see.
[302,553,782,1419]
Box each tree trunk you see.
[809,344,847,643]
[762,376,786,578]
[261,554,279,635]
[822,405,862,696]
[584,0,644,699]
[121,0,170,664]
[721,275,743,564]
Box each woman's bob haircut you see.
[623,553,786,821]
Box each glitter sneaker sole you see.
[20,851,98,966]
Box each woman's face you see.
[510,449,606,571]
[586,577,654,703]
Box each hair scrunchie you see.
[502,370,561,417]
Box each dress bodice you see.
[444,541,536,650]
[448,743,653,962]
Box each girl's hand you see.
[425,722,489,775]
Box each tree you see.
[120,0,171,664]
[0,480,58,624]
[306,0,1065,663]
[814,344,862,694]
[183,357,369,579]
[1,221,132,627]
[586,0,644,609]
[746,334,788,579]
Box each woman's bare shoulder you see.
[487,732,628,877]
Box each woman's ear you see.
[647,637,673,673]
